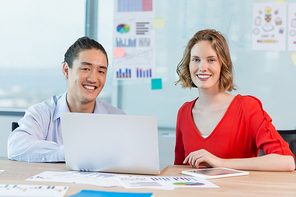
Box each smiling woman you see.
[189,41,222,91]
[174,29,295,172]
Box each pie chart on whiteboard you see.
[117,24,130,34]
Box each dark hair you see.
[175,29,236,92]
[63,36,108,68]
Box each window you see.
[0,0,85,108]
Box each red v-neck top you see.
[174,94,294,165]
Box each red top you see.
[174,94,295,165]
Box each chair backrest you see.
[278,130,296,159]
[11,122,19,132]
[258,130,296,169]
[277,130,296,135]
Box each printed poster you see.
[113,0,155,80]
[252,3,287,51]
[288,3,296,51]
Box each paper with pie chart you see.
[113,0,156,80]
[252,3,287,51]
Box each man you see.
[7,37,125,162]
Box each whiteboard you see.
[115,0,296,130]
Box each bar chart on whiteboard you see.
[113,0,155,80]
[115,67,153,79]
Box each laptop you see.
[61,113,160,175]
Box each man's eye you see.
[81,68,89,71]
[99,70,105,74]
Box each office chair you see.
[278,130,296,158]
[11,122,19,132]
[258,130,296,169]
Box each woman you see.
[175,29,295,171]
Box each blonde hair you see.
[175,29,236,92]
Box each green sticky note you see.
[151,78,162,90]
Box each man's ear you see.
[62,62,69,80]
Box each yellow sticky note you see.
[275,0,287,4]
[290,52,296,65]
[153,18,165,28]
[113,47,125,58]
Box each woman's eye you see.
[209,59,215,62]
[193,58,200,62]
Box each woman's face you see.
[189,40,222,92]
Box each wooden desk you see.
[0,157,296,197]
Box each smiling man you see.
[7,37,125,162]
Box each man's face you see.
[63,49,108,106]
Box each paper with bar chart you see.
[113,0,155,80]
[252,3,286,50]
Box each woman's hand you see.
[183,149,223,168]
[183,150,295,171]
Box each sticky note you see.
[151,78,162,90]
[291,52,296,65]
[153,18,165,28]
[275,0,287,4]
[113,47,125,57]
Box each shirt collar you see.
[53,92,108,121]
[53,92,70,121]
[93,99,108,114]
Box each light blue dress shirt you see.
[7,92,125,162]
